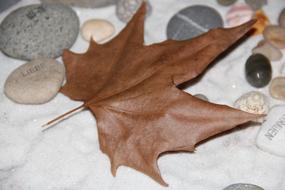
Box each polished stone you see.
[252,40,282,61]
[263,25,285,49]
[226,4,253,27]
[269,77,285,101]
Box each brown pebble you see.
[278,9,285,28]
[270,77,285,101]
[252,40,283,61]
[263,25,285,49]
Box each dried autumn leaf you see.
[49,3,261,186]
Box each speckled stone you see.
[263,25,285,49]
[167,5,223,40]
[270,77,285,101]
[252,40,283,61]
[194,94,209,101]
[0,4,79,60]
[245,0,267,10]
[116,0,152,23]
[40,0,116,8]
[4,59,65,104]
[217,0,237,6]
[223,183,264,190]
[245,54,272,88]
[278,8,285,28]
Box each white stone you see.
[80,19,115,43]
[256,105,285,157]
[4,59,65,104]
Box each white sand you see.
[0,0,285,189]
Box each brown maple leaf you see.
[44,3,261,186]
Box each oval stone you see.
[167,5,223,40]
[217,0,237,6]
[252,40,283,61]
[245,0,267,10]
[4,59,65,104]
[278,8,285,28]
[40,0,116,8]
[223,183,264,190]
[263,25,285,49]
[245,54,272,88]
[81,19,115,43]
[269,77,285,101]
[226,3,253,27]
[0,4,79,60]
[280,63,285,76]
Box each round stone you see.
[4,59,65,104]
[0,4,79,60]
[245,0,267,11]
[194,94,209,101]
[269,77,285,101]
[81,19,115,43]
[223,183,264,190]
[252,40,283,61]
[167,5,223,41]
[226,3,253,27]
[256,105,285,158]
[217,0,237,6]
[40,0,116,8]
[263,25,285,49]
[278,8,285,28]
[116,0,152,23]
[245,54,272,88]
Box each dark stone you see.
[245,54,272,88]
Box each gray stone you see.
[194,94,209,101]
[217,0,237,6]
[167,5,223,41]
[278,8,285,28]
[40,0,116,8]
[116,0,152,23]
[252,40,283,61]
[269,77,285,101]
[263,25,285,49]
[0,4,79,60]
[4,59,65,104]
[223,183,264,190]
[245,0,267,11]
[0,0,20,13]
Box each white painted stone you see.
[256,105,285,157]
[81,19,115,43]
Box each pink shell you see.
[226,4,254,27]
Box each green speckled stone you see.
[245,54,272,88]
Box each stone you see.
[245,54,272,88]
[251,10,270,36]
[269,77,285,101]
[226,3,253,27]
[167,5,223,40]
[81,19,115,43]
[252,40,282,61]
[4,59,65,104]
[263,25,285,49]
[0,4,79,60]
[245,0,267,11]
[223,183,264,190]
[256,105,285,158]
[217,0,237,6]
[116,0,152,23]
[0,0,20,13]
[278,8,285,28]
[40,0,116,8]
[194,94,209,101]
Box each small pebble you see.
[269,77,285,101]
[194,94,209,101]
[256,105,285,158]
[251,10,270,36]
[226,3,253,27]
[116,0,152,23]
[278,8,285,28]
[0,4,79,60]
[167,5,223,40]
[263,25,285,49]
[252,40,282,61]
[245,54,272,88]
[4,59,65,104]
[81,19,115,43]
[217,0,237,6]
[245,0,267,11]
[40,0,116,8]
[223,183,264,190]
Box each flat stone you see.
[167,5,223,40]
[263,25,285,49]
[252,40,283,61]
[0,4,79,60]
[116,0,152,23]
[81,19,115,43]
[245,54,272,88]
[217,0,237,6]
[256,105,285,158]
[4,59,65,104]
[40,0,116,8]
[278,8,285,28]
[226,3,253,27]
[269,77,285,101]
[245,0,267,10]
[223,183,264,190]
[194,94,209,101]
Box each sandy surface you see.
[0,0,285,189]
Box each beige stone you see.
[263,25,285,49]
[252,40,283,61]
[270,77,285,101]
